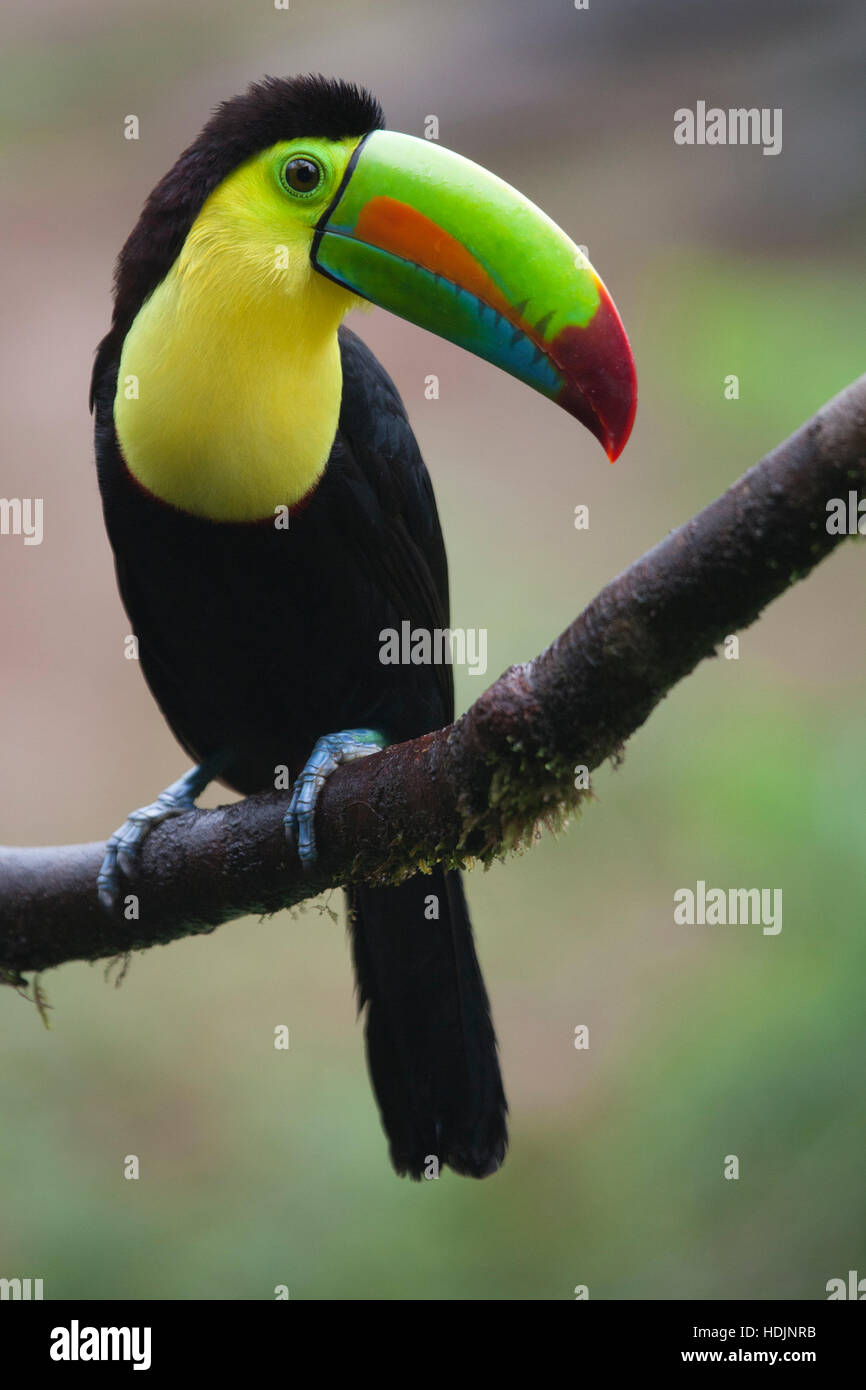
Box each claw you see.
[284,729,387,866]
[97,763,216,912]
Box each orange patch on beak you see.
[353,197,516,323]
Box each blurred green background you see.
[1,0,864,1300]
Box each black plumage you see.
[92,76,507,1178]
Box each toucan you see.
[91,75,636,1179]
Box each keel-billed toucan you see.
[92,76,636,1179]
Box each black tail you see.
[347,865,507,1179]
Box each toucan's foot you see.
[97,764,214,912]
[284,729,387,866]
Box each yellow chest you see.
[113,187,355,522]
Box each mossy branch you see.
[1,375,864,978]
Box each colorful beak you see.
[312,130,636,460]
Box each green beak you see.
[312,129,636,460]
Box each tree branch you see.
[2,376,864,978]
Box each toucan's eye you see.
[282,157,323,196]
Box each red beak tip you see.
[554,282,637,464]
[605,429,629,464]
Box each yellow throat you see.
[114,146,360,522]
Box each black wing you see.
[330,325,454,725]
